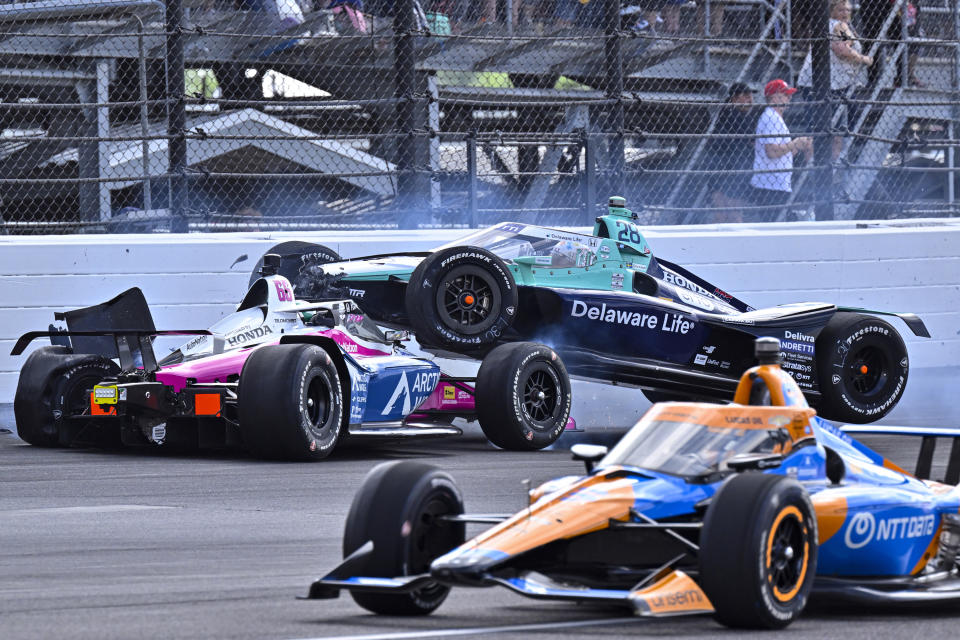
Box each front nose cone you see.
[430,548,508,586]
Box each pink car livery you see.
[11,255,574,461]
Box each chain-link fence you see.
[0,0,957,232]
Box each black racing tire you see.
[13,346,120,447]
[247,241,342,289]
[238,344,344,461]
[700,473,817,630]
[475,342,571,450]
[815,312,908,423]
[342,461,465,615]
[404,246,518,350]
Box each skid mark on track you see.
[4,504,176,515]
[290,616,641,640]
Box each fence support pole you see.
[949,0,960,208]
[136,15,152,213]
[467,131,478,228]
[604,0,624,200]
[166,0,187,231]
[582,129,597,224]
[811,0,834,220]
[76,70,99,223]
[96,59,111,221]
[394,0,418,229]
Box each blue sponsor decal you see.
[779,330,816,355]
[348,371,370,423]
[363,363,441,422]
[819,498,940,576]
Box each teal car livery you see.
[259,197,929,425]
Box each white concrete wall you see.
[2,219,958,408]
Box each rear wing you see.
[12,287,209,373]
[842,425,960,483]
[835,306,930,338]
[11,329,210,373]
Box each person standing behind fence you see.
[860,0,922,87]
[796,0,872,161]
[749,79,813,221]
[705,82,758,223]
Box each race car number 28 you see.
[615,221,643,244]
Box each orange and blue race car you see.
[305,337,960,629]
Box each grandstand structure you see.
[0,0,956,231]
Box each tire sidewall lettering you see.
[297,353,342,453]
[54,361,115,416]
[756,492,809,621]
[512,350,569,439]
[821,317,907,422]
[415,247,517,349]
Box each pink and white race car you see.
[11,255,574,461]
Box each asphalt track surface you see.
[3,399,960,640]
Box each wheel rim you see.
[765,505,809,603]
[408,493,462,601]
[435,265,501,335]
[521,364,562,429]
[64,373,107,418]
[304,373,331,435]
[845,345,889,399]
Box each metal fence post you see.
[166,0,187,231]
[76,68,100,223]
[394,0,417,229]
[811,0,834,220]
[135,15,152,213]
[96,59,111,221]
[604,0,624,199]
[584,130,597,224]
[949,0,960,208]
[467,130,478,228]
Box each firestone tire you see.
[238,344,344,461]
[342,461,465,615]
[405,246,518,350]
[13,346,120,447]
[699,473,817,630]
[247,241,342,289]
[815,312,908,424]
[475,342,571,451]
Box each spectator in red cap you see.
[748,79,813,220]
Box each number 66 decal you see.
[274,279,294,302]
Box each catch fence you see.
[0,0,958,232]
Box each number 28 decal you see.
[615,221,643,245]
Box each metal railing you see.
[0,0,957,233]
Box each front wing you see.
[305,541,714,617]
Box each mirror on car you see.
[571,443,608,474]
[384,329,410,342]
[725,452,785,472]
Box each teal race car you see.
[252,197,928,425]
